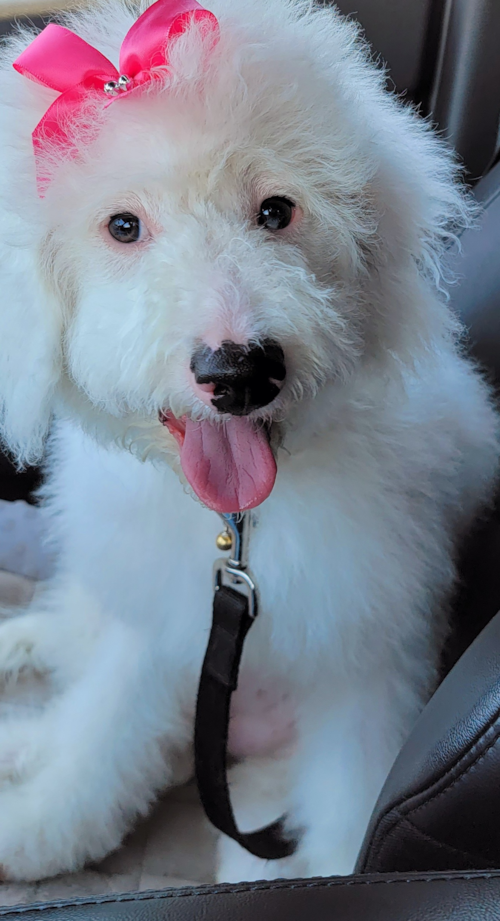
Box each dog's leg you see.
[0,609,67,679]
[0,613,48,677]
[288,676,423,877]
[216,676,419,882]
[0,605,188,881]
[0,581,109,682]
[216,756,306,883]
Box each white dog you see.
[0,0,497,884]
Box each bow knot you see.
[13,0,218,194]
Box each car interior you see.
[1,0,500,917]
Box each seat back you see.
[440,162,500,670]
[336,0,500,180]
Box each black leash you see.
[194,513,296,860]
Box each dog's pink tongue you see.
[181,417,276,513]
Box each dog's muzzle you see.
[190,340,286,416]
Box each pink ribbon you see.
[13,0,218,193]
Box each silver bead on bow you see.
[103,74,131,96]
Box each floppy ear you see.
[0,232,62,466]
[0,28,64,466]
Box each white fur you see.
[0,0,497,882]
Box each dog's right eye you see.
[257,197,295,231]
[108,213,141,243]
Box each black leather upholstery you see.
[335,0,500,179]
[2,873,500,921]
[440,160,500,670]
[427,0,500,180]
[352,163,500,875]
[335,0,435,99]
[450,160,500,380]
[357,610,500,873]
[0,453,40,503]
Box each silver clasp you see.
[213,513,258,619]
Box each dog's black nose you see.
[190,340,286,416]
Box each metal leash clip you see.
[213,513,258,620]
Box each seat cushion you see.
[1,872,500,921]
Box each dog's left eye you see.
[257,197,295,231]
[108,213,141,243]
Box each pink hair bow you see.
[13,0,218,192]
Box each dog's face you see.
[0,0,468,511]
[46,53,369,512]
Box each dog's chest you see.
[228,670,296,758]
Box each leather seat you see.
[335,0,500,180]
[358,608,500,874]
[440,160,500,671]
[1,871,500,920]
[350,158,500,879]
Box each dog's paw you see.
[216,834,306,884]
[0,615,49,680]
[0,718,46,787]
[0,770,114,881]
[0,788,67,880]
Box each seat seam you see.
[478,183,500,212]
[404,723,500,821]
[361,708,500,870]
[1,874,500,915]
[364,726,500,872]
[376,815,494,869]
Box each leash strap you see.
[194,555,296,859]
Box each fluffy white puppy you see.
[0,0,497,884]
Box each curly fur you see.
[0,0,497,882]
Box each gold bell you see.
[216,530,233,552]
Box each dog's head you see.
[0,0,471,512]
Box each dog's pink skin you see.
[229,673,297,758]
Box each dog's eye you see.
[108,213,141,243]
[257,197,295,231]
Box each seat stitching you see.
[387,816,495,866]
[404,725,500,820]
[1,873,500,915]
[361,708,500,870]
[365,726,500,872]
